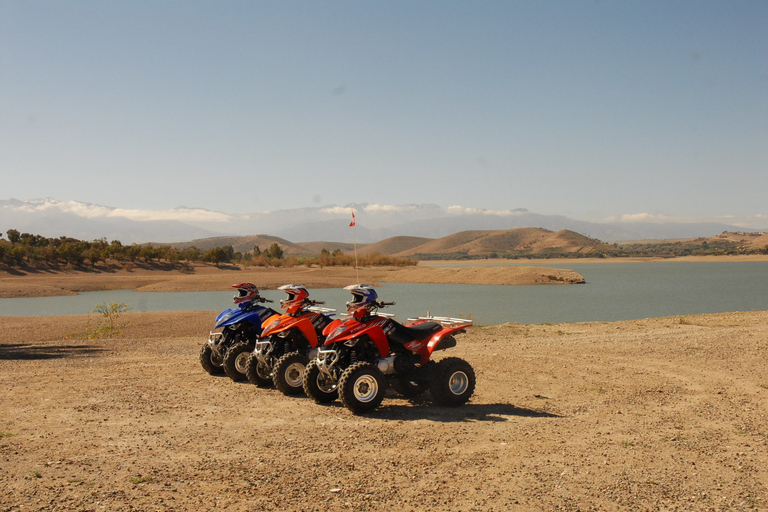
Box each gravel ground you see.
[1,310,768,511]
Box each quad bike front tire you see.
[223,342,253,382]
[339,362,387,414]
[273,351,309,396]
[244,353,274,387]
[200,342,224,375]
[429,357,476,407]
[302,359,338,403]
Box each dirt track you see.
[2,310,767,511]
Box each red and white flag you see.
[349,209,356,227]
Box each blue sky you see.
[2,1,766,227]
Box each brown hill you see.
[395,228,614,258]
[713,231,768,250]
[164,229,614,259]
[357,236,434,256]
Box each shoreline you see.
[0,263,585,298]
[2,254,766,299]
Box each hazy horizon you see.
[2,197,766,246]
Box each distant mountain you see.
[0,198,221,243]
[1,198,763,245]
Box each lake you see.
[1,261,766,325]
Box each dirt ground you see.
[2,309,767,511]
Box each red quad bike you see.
[303,284,476,414]
[244,284,336,395]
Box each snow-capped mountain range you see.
[1,198,764,245]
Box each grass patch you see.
[0,431,17,438]
[67,301,132,340]
[32,471,42,478]
[130,475,154,485]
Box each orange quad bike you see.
[243,284,336,395]
[303,284,475,414]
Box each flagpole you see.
[351,208,360,283]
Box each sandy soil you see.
[0,264,584,299]
[2,309,767,511]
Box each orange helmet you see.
[233,283,260,305]
[278,284,309,314]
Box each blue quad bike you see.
[200,283,279,381]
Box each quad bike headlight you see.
[329,324,347,340]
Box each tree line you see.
[0,229,416,270]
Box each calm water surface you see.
[1,262,766,325]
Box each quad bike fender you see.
[261,314,321,347]
[292,317,320,347]
[323,319,391,359]
[420,324,467,363]
[216,306,274,333]
[322,318,344,337]
[261,313,283,331]
[214,309,248,329]
[367,326,391,358]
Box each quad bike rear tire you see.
[273,351,309,395]
[429,357,476,407]
[223,342,252,382]
[339,362,387,414]
[245,353,274,387]
[302,359,338,403]
[200,342,224,375]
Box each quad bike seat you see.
[388,321,442,346]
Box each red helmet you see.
[278,284,309,314]
[233,283,260,305]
